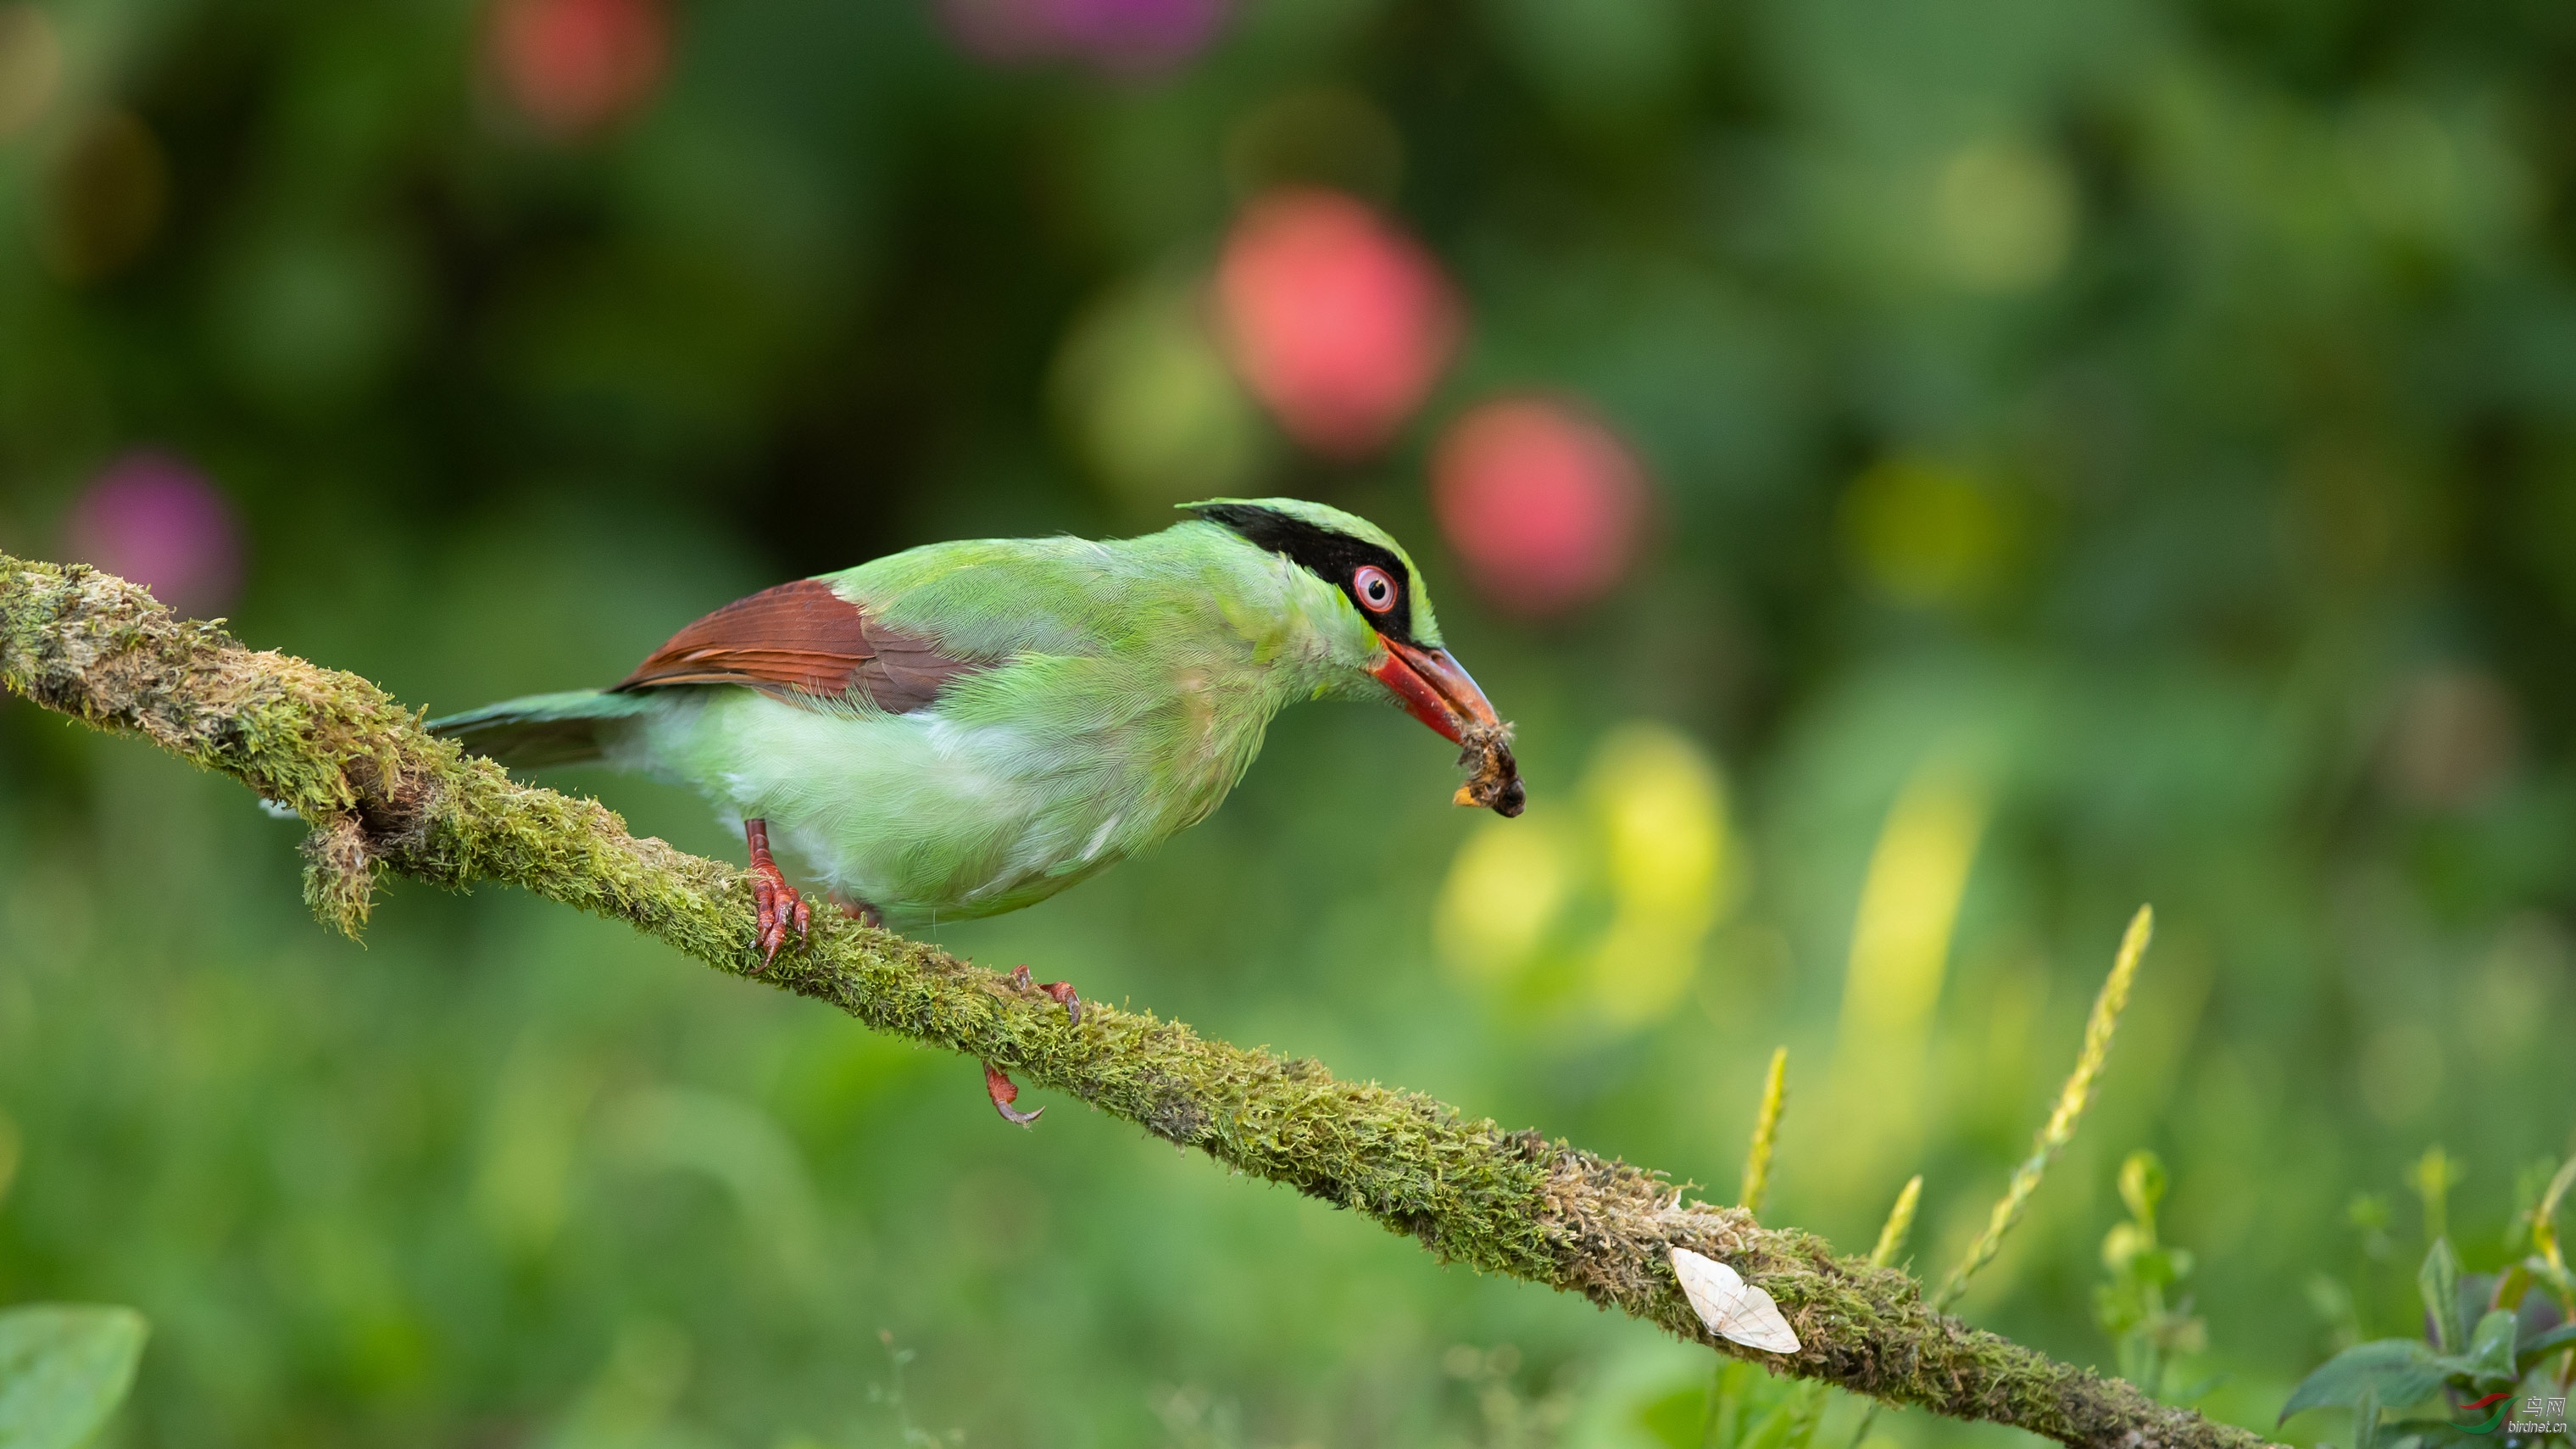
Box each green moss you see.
[0,552,2276,1449]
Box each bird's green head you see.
[1182,497,1507,758]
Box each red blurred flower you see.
[1431,397,1648,616]
[64,451,243,616]
[1216,188,1458,459]
[488,0,667,139]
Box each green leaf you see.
[0,1304,149,1449]
[2518,1319,2576,1370]
[2490,1263,2532,1314]
[2280,1340,2450,1424]
[2418,1239,2463,1356]
[2457,1309,2518,1387]
[2352,1382,2380,1449]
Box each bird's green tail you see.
[427,689,656,768]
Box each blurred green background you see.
[2,0,2573,1442]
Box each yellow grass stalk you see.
[1933,906,2154,1310]
[1870,1175,1924,1268]
[1742,1047,1789,1217]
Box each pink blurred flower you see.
[1216,188,1459,459]
[1431,397,1648,616]
[938,0,1228,71]
[488,0,667,139]
[64,451,243,616]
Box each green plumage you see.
[430,501,1471,929]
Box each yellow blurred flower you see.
[1433,816,1572,981]
[1839,752,1986,1051]
[1588,722,1733,1024]
[1434,721,1737,1028]
[1817,749,1990,1189]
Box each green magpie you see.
[431,499,1522,1117]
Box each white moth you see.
[1670,1246,1802,1354]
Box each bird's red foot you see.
[743,818,809,970]
[827,893,883,928]
[751,867,808,968]
[984,1061,1041,1126]
[1009,964,1082,1027]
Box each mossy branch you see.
[0,555,2276,1449]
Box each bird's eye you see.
[1352,565,1397,614]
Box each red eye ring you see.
[1352,565,1398,614]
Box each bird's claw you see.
[984,968,1076,1126]
[742,817,807,973]
[750,865,809,971]
[984,1061,1042,1126]
[1008,964,1082,1027]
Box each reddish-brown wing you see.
[613,578,981,712]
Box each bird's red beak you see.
[1369,638,1500,745]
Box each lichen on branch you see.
[0,553,2277,1449]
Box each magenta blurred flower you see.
[487,0,667,139]
[1431,397,1648,616]
[938,0,1227,72]
[1216,188,1458,460]
[64,452,243,616]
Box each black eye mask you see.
[1188,504,1422,647]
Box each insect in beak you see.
[1371,638,1525,817]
